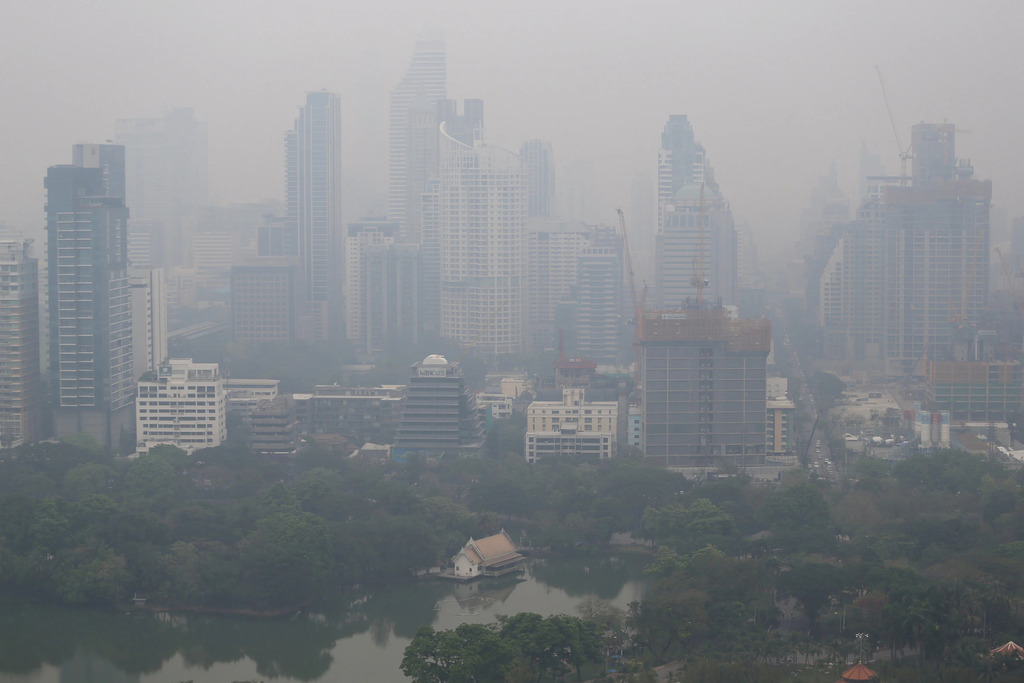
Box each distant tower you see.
[520,139,556,218]
[388,35,447,243]
[655,115,736,308]
[115,108,207,269]
[129,267,167,379]
[0,240,43,446]
[437,118,527,355]
[286,91,343,341]
[45,144,134,448]
[345,218,397,347]
[576,228,622,362]
[419,99,485,335]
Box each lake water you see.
[0,554,650,683]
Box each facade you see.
[248,395,298,455]
[576,230,622,362]
[0,240,43,446]
[437,121,527,355]
[450,530,524,579]
[525,219,591,352]
[129,267,167,380]
[520,139,556,218]
[286,91,343,341]
[524,388,617,463]
[766,397,796,461]
[136,358,225,454]
[639,306,771,470]
[656,115,736,308]
[115,108,207,269]
[225,378,280,417]
[393,355,483,459]
[46,144,135,448]
[362,242,419,352]
[387,35,447,242]
[230,259,299,344]
[306,384,404,444]
[344,219,417,351]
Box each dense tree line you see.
[5,432,1024,680]
[0,436,684,610]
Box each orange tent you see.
[990,641,1024,658]
[836,662,877,681]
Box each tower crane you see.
[875,65,913,185]
[617,209,645,376]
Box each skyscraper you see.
[883,123,990,376]
[388,35,447,243]
[520,139,556,218]
[286,91,343,341]
[437,120,527,355]
[655,115,736,308]
[820,123,990,376]
[639,307,770,470]
[419,99,484,335]
[0,240,43,447]
[115,108,208,269]
[45,144,134,447]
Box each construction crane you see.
[688,183,709,303]
[617,208,644,376]
[875,65,913,184]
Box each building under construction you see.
[639,305,771,470]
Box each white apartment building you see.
[524,388,617,463]
[438,123,527,355]
[129,267,167,380]
[136,358,226,454]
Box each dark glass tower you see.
[45,144,134,448]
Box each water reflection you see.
[0,554,649,683]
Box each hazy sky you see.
[2,0,1021,263]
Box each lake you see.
[0,553,650,683]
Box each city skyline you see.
[1,1,1021,270]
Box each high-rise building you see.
[884,123,989,376]
[45,144,134,447]
[345,219,397,346]
[286,91,343,341]
[419,99,484,335]
[129,267,167,380]
[388,35,447,243]
[362,242,419,353]
[136,358,225,454]
[639,306,770,470]
[821,124,990,377]
[393,354,483,459]
[231,259,300,345]
[576,230,622,362]
[525,219,591,352]
[437,119,527,355]
[115,108,208,269]
[655,115,736,308]
[520,139,556,218]
[0,240,43,446]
